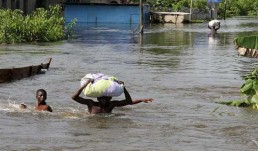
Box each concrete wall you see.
[164,14,188,23]
[191,12,210,20]
[150,12,190,23]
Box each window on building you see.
[11,0,16,9]
[16,0,20,9]
[2,0,7,8]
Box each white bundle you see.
[208,20,220,27]
[80,73,124,98]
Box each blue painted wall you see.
[207,0,223,3]
[64,4,150,24]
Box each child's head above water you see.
[36,89,47,103]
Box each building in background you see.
[0,0,133,14]
[0,0,36,14]
[207,0,223,19]
[0,0,148,24]
[64,3,149,24]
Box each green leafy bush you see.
[219,68,258,109]
[147,0,258,17]
[0,5,76,44]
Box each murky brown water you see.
[0,17,258,150]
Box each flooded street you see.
[0,17,258,150]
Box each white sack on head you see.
[80,73,124,98]
[208,20,220,27]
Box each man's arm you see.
[215,23,220,31]
[110,87,153,107]
[131,98,153,104]
[71,79,94,106]
[208,25,211,29]
[109,87,132,107]
[47,105,53,112]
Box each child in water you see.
[35,89,52,112]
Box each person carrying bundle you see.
[208,19,220,35]
[71,73,153,114]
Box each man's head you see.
[97,96,112,107]
[36,89,47,103]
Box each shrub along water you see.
[218,68,258,109]
[0,5,75,44]
[147,0,258,17]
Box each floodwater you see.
[0,16,258,151]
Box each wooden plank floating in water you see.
[0,58,52,83]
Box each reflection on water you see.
[0,17,258,150]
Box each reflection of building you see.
[0,0,131,14]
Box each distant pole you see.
[140,0,143,34]
[211,2,214,19]
[189,0,192,22]
[224,0,227,20]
